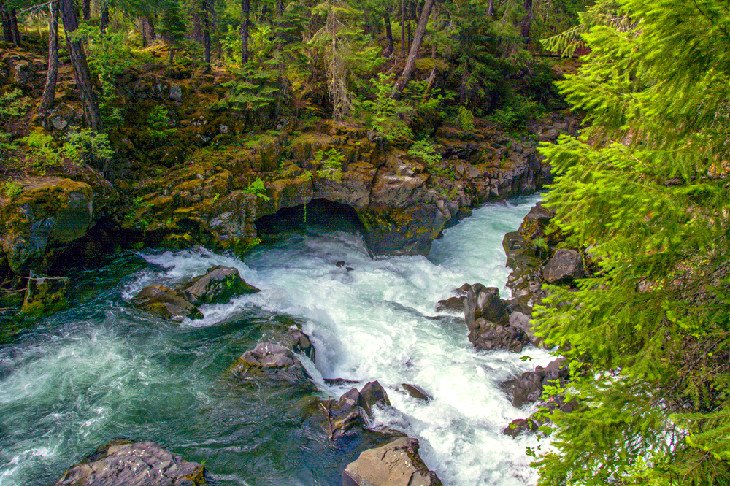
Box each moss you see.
[184,465,207,485]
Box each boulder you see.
[518,202,554,241]
[342,437,442,486]
[182,266,258,305]
[55,440,206,486]
[436,284,471,312]
[132,284,203,321]
[321,381,390,440]
[282,327,316,361]
[230,341,312,386]
[463,284,531,352]
[0,178,94,274]
[501,359,569,408]
[21,276,69,316]
[542,249,584,284]
[402,383,432,401]
[503,418,540,438]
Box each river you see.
[0,195,551,486]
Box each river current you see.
[0,195,552,486]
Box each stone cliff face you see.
[125,118,572,257]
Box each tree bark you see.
[9,7,20,45]
[241,0,251,65]
[82,0,91,20]
[276,0,283,16]
[393,0,434,95]
[100,0,108,33]
[39,1,59,123]
[383,11,394,57]
[400,0,405,56]
[140,16,155,46]
[487,0,495,17]
[521,0,533,42]
[59,0,102,130]
[0,5,12,43]
[202,0,212,69]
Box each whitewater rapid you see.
[134,194,552,485]
[0,194,552,486]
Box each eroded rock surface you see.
[342,437,442,486]
[0,177,94,274]
[230,341,312,386]
[463,283,532,352]
[55,440,206,486]
[321,381,391,440]
[182,265,259,305]
[132,284,203,321]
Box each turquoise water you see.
[0,195,551,486]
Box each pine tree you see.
[534,0,730,483]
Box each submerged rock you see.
[342,437,442,486]
[230,341,312,386]
[321,381,390,440]
[21,276,69,316]
[182,265,259,305]
[55,440,206,485]
[402,383,432,401]
[132,284,203,321]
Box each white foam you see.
[125,195,553,485]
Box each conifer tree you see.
[534,0,730,483]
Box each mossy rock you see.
[21,276,69,317]
[182,265,259,306]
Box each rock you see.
[518,202,554,241]
[282,328,316,361]
[342,437,442,486]
[182,266,258,305]
[230,341,312,385]
[0,178,94,274]
[359,381,391,415]
[464,284,510,327]
[21,276,69,316]
[51,116,68,131]
[402,383,432,401]
[463,284,530,352]
[169,85,183,102]
[436,285,471,312]
[321,381,390,440]
[55,440,206,486]
[501,359,568,407]
[542,249,584,284]
[503,418,539,438]
[132,284,203,321]
[324,377,361,386]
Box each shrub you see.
[63,129,114,168]
[3,181,22,199]
[456,106,476,131]
[314,148,344,181]
[244,178,270,201]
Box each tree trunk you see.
[406,0,412,50]
[400,0,405,56]
[82,0,91,20]
[59,0,102,130]
[521,0,533,42]
[100,0,108,33]
[276,0,283,16]
[487,0,495,17]
[0,5,12,43]
[9,7,20,45]
[241,0,250,65]
[393,0,434,95]
[202,0,212,69]
[383,11,394,57]
[140,16,155,46]
[39,1,59,123]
